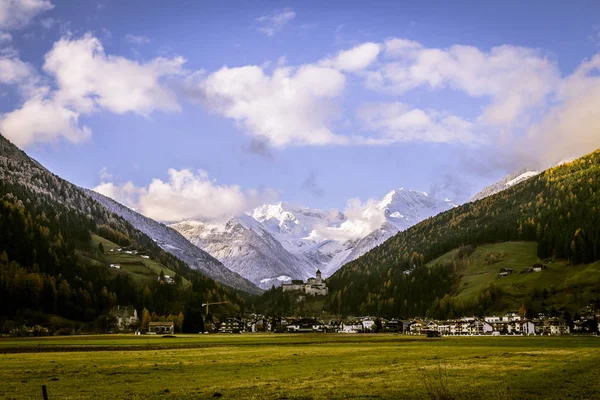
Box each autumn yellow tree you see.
[176,312,184,333]
[141,308,151,332]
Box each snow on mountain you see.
[85,189,262,294]
[471,168,540,202]
[170,215,315,290]
[337,189,456,271]
[169,189,454,289]
[471,159,576,202]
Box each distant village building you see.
[110,306,139,331]
[282,270,328,296]
[158,275,175,284]
[148,321,174,335]
[220,318,245,333]
[287,318,324,333]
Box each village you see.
[101,270,599,337]
[105,304,599,337]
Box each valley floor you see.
[1,334,599,399]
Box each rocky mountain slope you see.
[85,190,262,294]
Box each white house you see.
[339,323,362,333]
[362,319,375,331]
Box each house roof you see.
[148,321,174,326]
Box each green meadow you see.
[1,334,599,399]
[88,235,190,288]
[427,241,600,313]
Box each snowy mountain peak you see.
[170,187,455,289]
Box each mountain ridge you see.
[170,188,455,288]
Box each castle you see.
[282,270,328,296]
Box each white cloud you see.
[0,53,35,86]
[370,39,560,127]
[44,33,184,115]
[125,34,150,45]
[357,102,476,144]
[186,63,348,147]
[523,54,600,166]
[0,86,91,147]
[313,198,386,241]
[256,8,295,37]
[0,33,186,148]
[0,0,53,30]
[99,166,113,181]
[0,31,11,41]
[321,42,382,72]
[94,168,277,222]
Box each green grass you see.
[89,235,190,288]
[427,241,600,313]
[0,334,599,399]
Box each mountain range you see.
[169,189,456,289]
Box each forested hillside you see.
[328,150,600,317]
[0,135,248,332]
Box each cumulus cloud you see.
[0,0,53,30]
[522,54,600,166]
[94,169,277,222]
[256,8,295,37]
[368,39,560,127]
[313,198,386,241]
[357,102,476,144]
[0,52,36,86]
[44,33,184,115]
[185,63,347,147]
[1,33,186,148]
[321,42,382,72]
[0,87,91,147]
[99,166,113,181]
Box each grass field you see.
[89,235,190,288]
[1,334,599,399]
[427,241,600,312]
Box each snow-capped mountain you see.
[170,188,455,289]
[341,189,457,269]
[471,169,540,202]
[85,189,262,294]
[470,159,574,202]
[170,215,315,290]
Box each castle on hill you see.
[282,270,328,296]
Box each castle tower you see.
[316,269,322,283]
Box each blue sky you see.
[1,0,600,221]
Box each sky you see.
[1,0,600,222]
